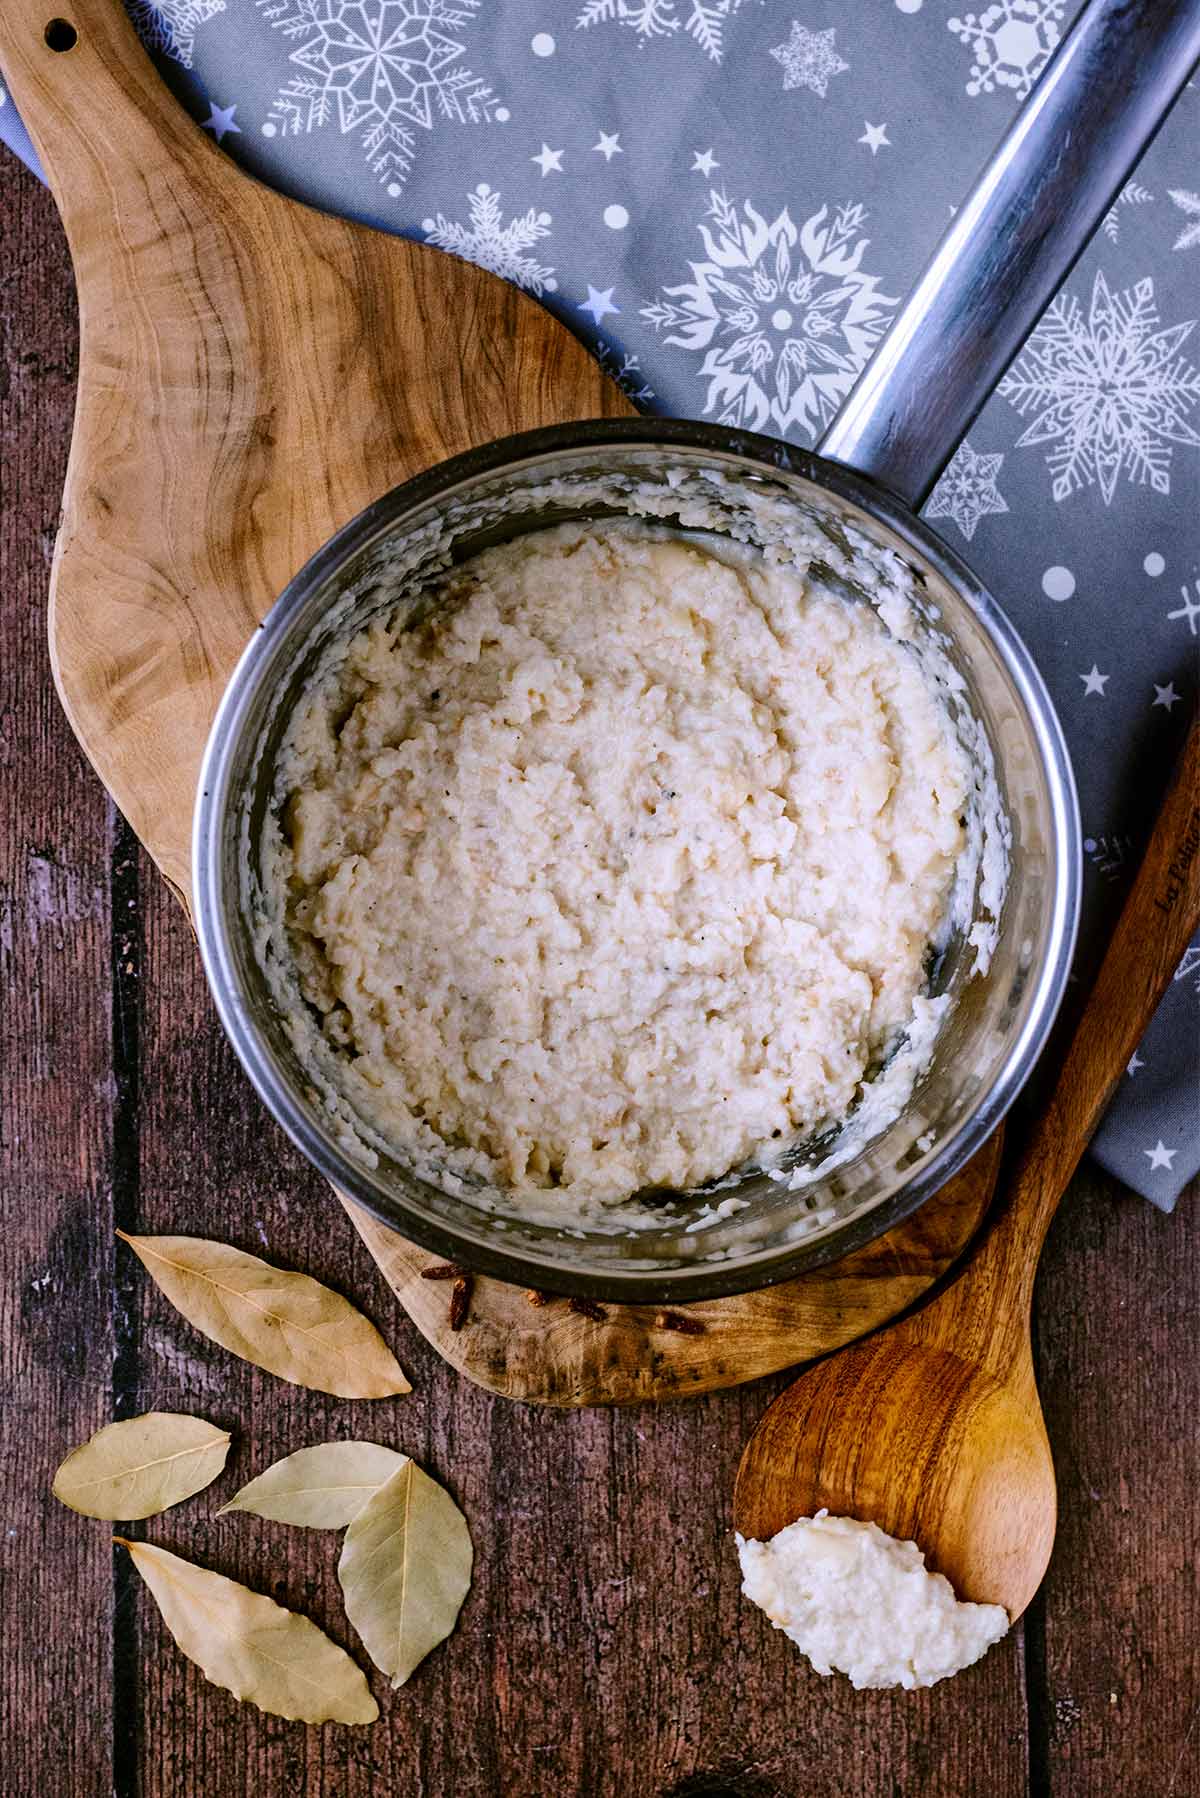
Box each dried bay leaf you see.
[53,1413,231,1520]
[338,1460,473,1687]
[117,1539,378,1726]
[117,1232,410,1398]
[219,1442,408,1529]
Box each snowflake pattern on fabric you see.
[595,341,656,406]
[256,0,505,197]
[641,189,896,439]
[422,184,556,295]
[998,271,1200,505]
[1175,944,1200,995]
[946,1,1064,101]
[1102,182,1153,245]
[1083,833,1133,881]
[124,0,225,70]
[924,441,1010,540]
[575,0,750,63]
[1168,189,1200,253]
[1168,578,1200,637]
[769,23,848,97]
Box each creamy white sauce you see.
[737,1511,1009,1690]
[265,519,973,1220]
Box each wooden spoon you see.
[735,717,1200,1619]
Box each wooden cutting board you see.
[349,1137,999,1405]
[2,0,995,1404]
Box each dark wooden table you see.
[3,154,1196,1798]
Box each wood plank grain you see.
[1033,1166,1200,1796]
[0,155,114,1798]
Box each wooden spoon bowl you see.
[735,1309,1055,1618]
[736,717,1199,1619]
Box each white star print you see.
[770,23,848,97]
[201,100,240,144]
[593,131,622,161]
[531,143,564,176]
[1127,1050,1145,1076]
[579,285,620,325]
[859,122,890,154]
[1168,580,1200,636]
[1080,665,1109,696]
[925,440,1009,541]
[1144,1140,1177,1171]
[1153,681,1182,711]
[692,148,719,176]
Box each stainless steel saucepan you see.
[194,0,1200,1302]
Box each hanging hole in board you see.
[44,18,78,51]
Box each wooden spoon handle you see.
[1013,715,1199,1237]
[928,716,1200,1363]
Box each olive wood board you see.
[2,0,996,1405]
[345,1136,999,1405]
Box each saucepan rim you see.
[192,417,1080,1302]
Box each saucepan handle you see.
[819,0,1200,509]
